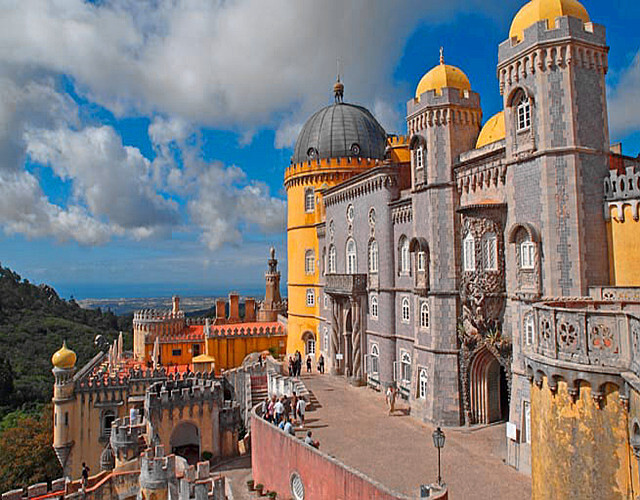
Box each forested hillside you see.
[0,265,132,413]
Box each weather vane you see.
[440,46,444,65]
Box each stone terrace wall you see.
[251,410,446,500]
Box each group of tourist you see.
[288,351,325,376]
[262,391,307,429]
[261,391,319,448]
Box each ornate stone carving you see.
[555,313,585,362]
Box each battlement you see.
[140,445,176,490]
[498,16,607,67]
[145,378,225,410]
[110,416,145,461]
[133,309,185,322]
[407,87,481,117]
[604,161,640,223]
[285,157,379,184]
[387,135,409,147]
[76,366,214,393]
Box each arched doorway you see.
[469,348,509,424]
[344,309,353,377]
[302,331,316,358]
[170,421,200,464]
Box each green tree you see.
[0,358,14,406]
[0,404,62,493]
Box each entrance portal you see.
[469,348,508,424]
[170,421,200,464]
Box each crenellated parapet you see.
[110,415,146,463]
[407,87,482,133]
[604,162,640,222]
[284,157,379,189]
[498,16,608,96]
[145,378,225,414]
[139,445,176,492]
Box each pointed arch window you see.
[346,239,357,274]
[420,301,430,330]
[368,239,379,273]
[400,237,410,274]
[370,344,379,374]
[401,297,410,323]
[370,294,378,319]
[328,245,336,274]
[401,351,411,384]
[482,232,498,271]
[463,233,476,272]
[517,95,531,132]
[418,368,428,399]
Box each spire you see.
[440,46,445,65]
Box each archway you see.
[469,348,508,424]
[170,421,200,464]
[301,331,316,358]
[344,309,353,377]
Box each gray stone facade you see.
[311,11,615,475]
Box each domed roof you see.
[416,51,471,100]
[509,0,590,42]
[292,102,387,164]
[52,341,76,369]
[476,111,506,149]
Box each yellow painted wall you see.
[608,205,640,286]
[531,377,633,499]
[144,336,285,372]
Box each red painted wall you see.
[251,413,407,500]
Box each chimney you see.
[244,298,256,323]
[228,293,240,323]
[172,296,180,315]
[216,298,226,324]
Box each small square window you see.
[172,349,182,356]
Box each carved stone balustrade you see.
[325,274,368,297]
[525,300,640,397]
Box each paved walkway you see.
[299,373,531,499]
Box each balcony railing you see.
[590,286,640,302]
[325,274,368,296]
[528,301,640,374]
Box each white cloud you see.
[0,0,478,130]
[25,125,180,231]
[609,51,640,138]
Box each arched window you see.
[304,188,315,212]
[346,239,357,274]
[415,147,424,169]
[370,295,378,319]
[400,237,410,274]
[401,297,410,323]
[368,239,379,273]
[419,368,428,399]
[401,351,411,384]
[520,238,535,269]
[516,94,531,132]
[417,251,426,272]
[305,250,315,275]
[306,289,315,307]
[370,344,379,374]
[463,233,476,272]
[328,245,336,274]
[323,327,329,353]
[482,232,498,271]
[524,313,535,346]
[302,331,316,356]
[420,301,430,329]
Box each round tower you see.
[51,341,77,478]
[285,81,388,357]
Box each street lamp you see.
[432,426,446,486]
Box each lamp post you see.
[432,426,446,486]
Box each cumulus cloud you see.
[0,0,478,130]
[608,51,640,138]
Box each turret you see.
[51,342,77,477]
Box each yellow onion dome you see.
[476,111,506,149]
[52,341,77,369]
[509,0,590,42]
[416,52,471,100]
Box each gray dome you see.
[292,103,387,164]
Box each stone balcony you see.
[525,300,640,397]
[325,274,368,297]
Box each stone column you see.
[330,299,341,375]
[350,297,363,383]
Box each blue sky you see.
[0,0,638,299]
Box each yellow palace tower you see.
[284,80,406,357]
